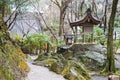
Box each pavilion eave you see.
[70,13,100,27]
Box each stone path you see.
[92,76,108,80]
[90,72,108,80]
[25,55,66,80]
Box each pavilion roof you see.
[70,8,100,27]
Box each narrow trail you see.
[25,55,66,80]
[90,72,108,80]
[92,76,108,80]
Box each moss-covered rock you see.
[0,15,29,80]
[62,50,74,59]
[50,62,64,74]
[0,41,29,80]
[35,53,92,80]
[61,60,92,80]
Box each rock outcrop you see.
[34,43,120,80]
[0,41,29,80]
[34,53,92,80]
[69,43,120,70]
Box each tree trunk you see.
[59,10,65,37]
[103,0,118,74]
[2,1,7,18]
[52,0,72,37]
[104,0,108,33]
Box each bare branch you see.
[38,12,58,42]
[25,21,37,32]
[7,12,18,30]
[5,0,28,24]
[30,0,58,42]
[5,7,18,24]
[51,0,61,8]
[9,19,16,31]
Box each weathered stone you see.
[67,43,108,70]
[50,62,64,74]
[115,54,120,69]
[69,43,107,54]
[61,60,92,80]
[62,50,74,59]
[84,51,105,64]
[108,75,120,80]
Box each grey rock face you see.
[69,43,120,69]
[84,51,105,64]
[69,44,107,54]
[115,54,120,69]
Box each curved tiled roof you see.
[70,8,100,27]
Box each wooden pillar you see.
[46,43,49,53]
[65,38,67,45]
[66,38,68,45]
[70,38,72,45]
[83,34,85,43]
[91,33,94,43]
[114,31,116,40]
[82,27,85,43]
[74,27,77,43]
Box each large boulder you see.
[69,43,107,54]
[84,51,105,65]
[69,44,107,70]
[82,50,120,70]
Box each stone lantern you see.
[64,34,74,45]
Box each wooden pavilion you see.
[70,8,100,43]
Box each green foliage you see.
[113,39,120,52]
[0,0,30,15]
[0,31,7,44]
[85,34,91,42]
[113,39,120,47]
[57,37,65,47]
[114,20,120,27]
[0,67,15,80]
[115,71,120,76]
[22,33,54,53]
[25,33,52,46]
[0,31,3,36]
[10,34,24,46]
[82,26,106,44]
[94,26,104,36]
[94,26,106,45]
[0,0,14,14]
